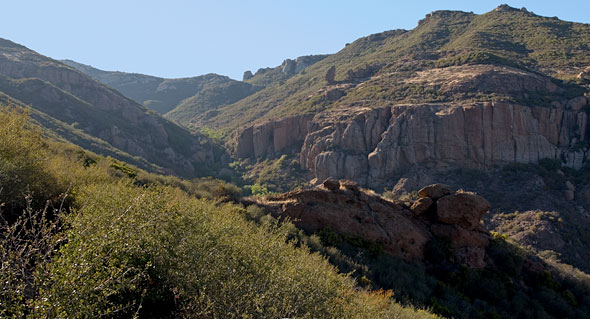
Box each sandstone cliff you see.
[232,62,590,187]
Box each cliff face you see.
[236,114,313,158]
[296,99,590,186]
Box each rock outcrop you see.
[280,55,329,75]
[250,182,491,268]
[236,114,313,158]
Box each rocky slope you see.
[232,63,590,186]
[0,38,224,177]
[225,6,590,278]
[249,180,590,319]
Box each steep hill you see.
[0,38,224,177]
[213,6,589,136]
[165,80,260,130]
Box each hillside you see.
[4,107,590,318]
[4,4,590,318]
[206,6,590,133]
[224,6,590,184]
[0,38,225,178]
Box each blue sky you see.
[1,1,589,80]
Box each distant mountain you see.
[0,38,225,177]
[61,59,237,114]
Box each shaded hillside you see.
[0,91,159,172]
[0,38,225,178]
[248,181,590,319]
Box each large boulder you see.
[436,193,490,230]
[323,179,340,191]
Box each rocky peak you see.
[242,70,254,81]
[249,181,492,268]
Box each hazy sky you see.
[2,1,589,80]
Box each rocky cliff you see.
[250,182,491,268]
[300,98,590,186]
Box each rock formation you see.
[279,55,330,75]
[242,70,254,81]
[250,182,491,268]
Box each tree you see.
[325,66,336,84]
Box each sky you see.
[1,1,589,80]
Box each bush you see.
[33,183,433,318]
